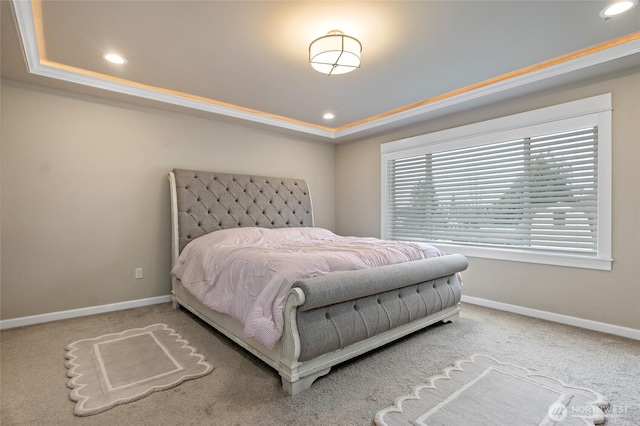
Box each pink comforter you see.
[171,227,444,348]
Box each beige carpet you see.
[65,323,213,416]
[375,354,608,426]
[1,303,638,425]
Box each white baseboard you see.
[3,294,637,341]
[461,295,640,341]
[0,295,172,330]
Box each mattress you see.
[171,226,448,348]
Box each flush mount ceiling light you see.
[103,53,127,64]
[309,30,361,75]
[600,0,637,18]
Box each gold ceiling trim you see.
[335,31,640,133]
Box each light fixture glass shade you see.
[309,31,361,75]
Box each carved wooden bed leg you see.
[170,276,179,309]
[281,368,331,396]
[442,310,460,323]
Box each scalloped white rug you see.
[65,323,213,416]
[375,354,609,426]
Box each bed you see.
[168,168,468,395]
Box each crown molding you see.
[11,0,640,142]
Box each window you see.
[381,94,612,270]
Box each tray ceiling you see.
[2,1,639,142]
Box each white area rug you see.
[375,354,609,426]
[65,323,213,416]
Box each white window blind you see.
[386,127,598,254]
[381,94,612,270]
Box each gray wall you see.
[2,70,639,331]
[336,70,640,330]
[1,80,336,320]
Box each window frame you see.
[381,94,612,270]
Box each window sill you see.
[432,243,612,271]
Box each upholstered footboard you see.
[278,254,467,395]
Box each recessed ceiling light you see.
[600,0,637,18]
[323,113,335,120]
[103,53,127,64]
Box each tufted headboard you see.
[169,169,314,257]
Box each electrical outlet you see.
[135,268,143,279]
